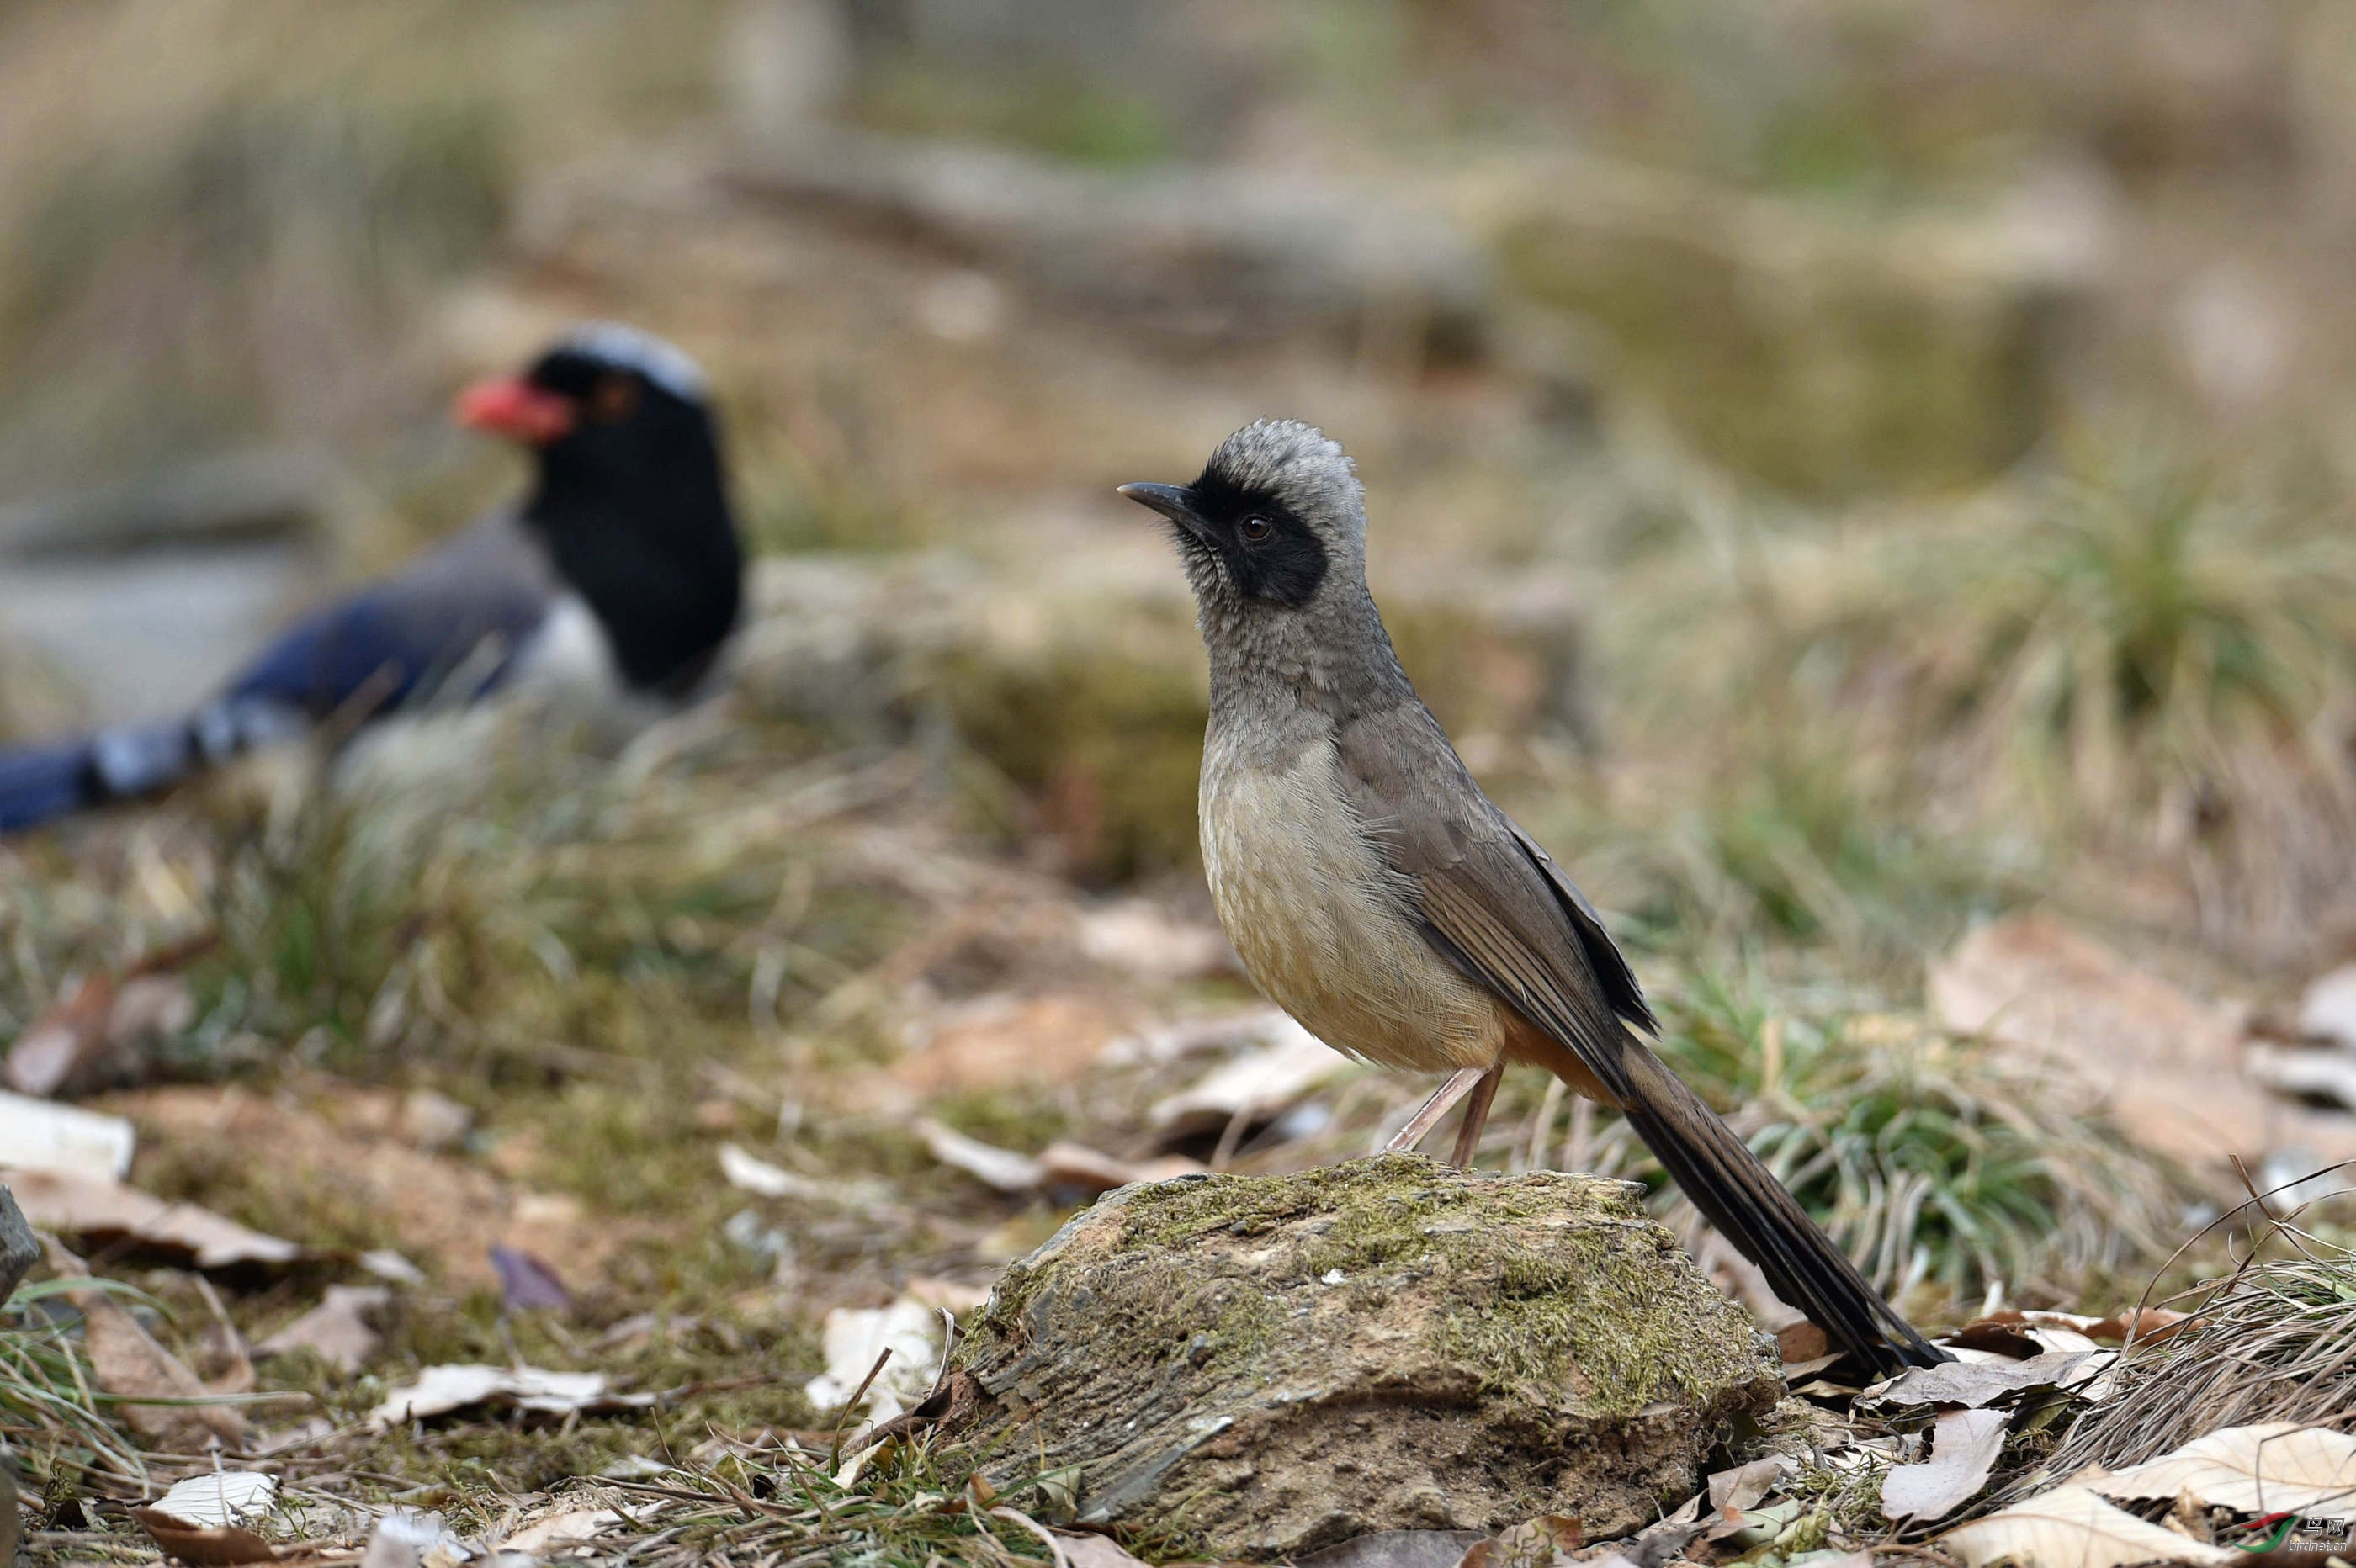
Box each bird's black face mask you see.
[1119,474,1329,610]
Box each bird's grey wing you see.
[1503,819,1655,1034]
[1336,699,1944,1375]
[1333,702,1643,1099]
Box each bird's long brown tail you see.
[1610,1044,1946,1375]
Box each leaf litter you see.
[1881,1408,2011,1524]
[0,545,2338,1568]
[366,1364,651,1428]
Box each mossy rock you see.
[1493,166,2083,501]
[951,1154,1781,1560]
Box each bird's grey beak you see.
[1117,482,1211,538]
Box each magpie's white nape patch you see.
[558,322,708,402]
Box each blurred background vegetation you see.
[14,0,2356,958]
[3,0,2356,1453]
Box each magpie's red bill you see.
[456,376,577,445]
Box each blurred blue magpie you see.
[0,325,745,833]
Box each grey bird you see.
[1120,418,1944,1375]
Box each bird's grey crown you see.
[1205,418,1365,542]
[561,322,708,401]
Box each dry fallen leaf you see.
[359,1249,427,1287]
[1292,1530,1493,1568]
[1883,1407,2011,1523]
[2298,963,2356,1047]
[497,1507,623,1555]
[718,1142,820,1199]
[131,1507,279,1565]
[1775,1320,1831,1366]
[1707,1457,1785,1528]
[45,1239,248,1449]
[1075,900,1232,983]
[2246,1042,2356,1112]
[151,1471,277,1528]
[257,1285,389,1375]
[8,1167,302,1269]
[1050,1531,1155,1568]
[489,1244,571,1311]
[907,1122,1202,1197]
[366,1364,650,1428]
[1866,1352,2105,1411]
[1035,1142,1205,1195]
[0,1093,136,1179]
[1452,1516,1587,1568]
[804,1298,942,1423]
[1942,1484,2230,1568]
[1494,1515,1583,1565]
[1929,913,2356,1165]
[716,1143,891,1210]
[2083,1307,2189,1348]
[891,990,1138,1097]
[2089,1422,2356,1516]
[8,935,211,1099]
[358,1507,472,1568]
[395,1089,475,1153]
[1147,1014,1345,1136]
[188,1274,253,1395]
[913,1117,1042,1193]
[7,975,119,1100]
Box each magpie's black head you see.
[1119,419,1361,615]
[459,323,719,494]
[458,325,744,695]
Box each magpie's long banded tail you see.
[0,738,106,834]
[0,701,310,834]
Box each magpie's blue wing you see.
[221,514,556,722]
[0,515,560,832]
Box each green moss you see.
[991,1157,1769,1419]
[934,639,1207,884]
[246,1268,825,1520]
[135,1137,402,1254]
[1497,209,2053,501]
[1115,1155,1621,1260]
[855,58,1175,167]
[1120,1161,1759,1415]
[927,1086,1071,1156]
[1425,1224,1756,1414]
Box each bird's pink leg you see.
[1446,1064,1504,1168]
[1379,1066,1495,1157]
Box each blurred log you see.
[727,130,1489,355]
[0,447,338,558]
[0,448,339,723]
[1480,156,2107,500]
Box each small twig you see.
[926,1309,957,1405]
[230,1420,374,1462]
[1209,1103,1254,1171]
[826,1348,894,1468]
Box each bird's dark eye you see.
[1239,516,1272,542]
[587,374,640,423]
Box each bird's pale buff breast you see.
[1200,732,1503,1073]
